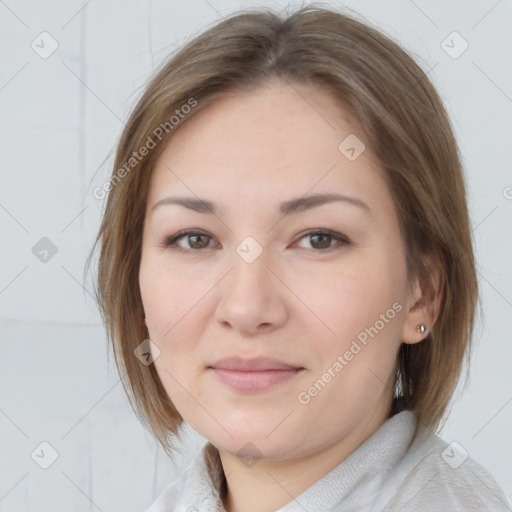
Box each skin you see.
[139,79,438,512]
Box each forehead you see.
[148,81,386,209]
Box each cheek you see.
[139,267,203,405]
[139,257,201,341]
[292,253,406,382]
[295,257,399,334]
[298,273,403,413]
[139,259,212,400]
[139,271,170,339]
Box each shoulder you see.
[384,425,511,511]
[143,472,181,512]
[143,443,222,512]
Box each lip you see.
[209,357,302,372]
[208,357,305,392]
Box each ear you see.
[402,255,444,345]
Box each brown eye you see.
[295,230,350,252]
[309,233,333,249]
[184,233,211,249]
[161,230,215,251]
[161,228,350,253]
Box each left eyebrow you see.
[278,193,371,215]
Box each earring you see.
[417,324,428,334]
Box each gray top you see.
[145,411,511,511]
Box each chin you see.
[204,425,305,461]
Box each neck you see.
[219,399,392,512]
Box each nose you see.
[213,247,288,336]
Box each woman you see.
[89,5,511,511]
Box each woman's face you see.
[139,80,421,461]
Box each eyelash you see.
[159,228,351,253]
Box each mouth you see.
[207,357,305,392]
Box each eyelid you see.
[159,228,216,251]
[159,228,351,252]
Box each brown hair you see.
[87,4,478,462]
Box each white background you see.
[0,0,511,510]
